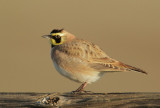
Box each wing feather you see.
[89,58,147,74]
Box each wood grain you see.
[0,92,160,107]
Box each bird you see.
[42,29,147,92]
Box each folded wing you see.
[89,58,147,74]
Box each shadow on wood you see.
[0,92,160,107]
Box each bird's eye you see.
[52,35,61,43]
[55,35,61,39]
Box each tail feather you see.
[119,62,147,74]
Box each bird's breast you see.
[53,60,79,82]
[50,46,104,84]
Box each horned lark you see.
[42,29,147,92]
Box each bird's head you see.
[42,29,75,47]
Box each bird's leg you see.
[75,82,87,92]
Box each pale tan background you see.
[0,0,160,93]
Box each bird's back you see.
[52,39,108,60]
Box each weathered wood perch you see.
[0,92,160,107]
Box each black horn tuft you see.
[50,29,64,34]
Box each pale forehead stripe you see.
[51,33,64,36]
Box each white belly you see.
[53,61,78,82]
[53,61,104,84]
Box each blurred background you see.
[0,0,159,93]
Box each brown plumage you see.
[53,39,146,74]
[43,29,147,92]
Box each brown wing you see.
[89,58,147,74]
[56,39,109,59]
